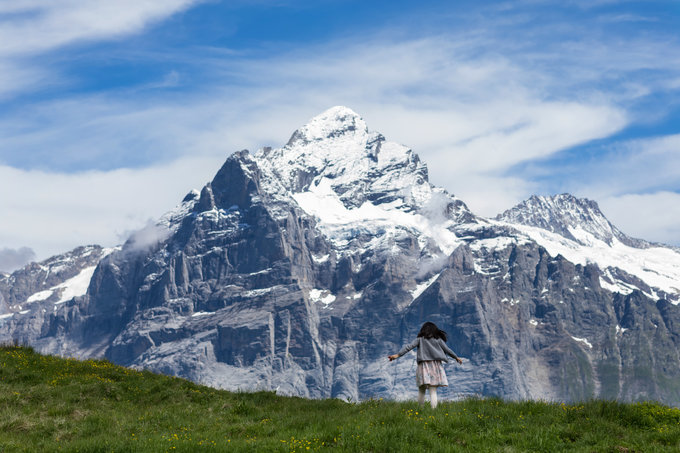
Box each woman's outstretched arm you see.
[388,338,419,361]
[440,339,463,364]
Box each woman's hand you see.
[455,357,463,364]
[388,354,398,361]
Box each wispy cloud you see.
[0,0,203,57]
[597,13,659,23]
[582,134,680,198]
[0,60,48,99]
[123,221,172,254]
[218,34,640,216]
[0,156,223,258]
[1,2,680,256]
[0,0,206,103]
[0,35,632,175]
[556,133,680,244]
[600,192,680,246]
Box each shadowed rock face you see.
[2,107,680,405]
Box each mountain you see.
[2,106,680,405]
[0,245,113,316]
[496,193,647,248]
[496,194,680,303]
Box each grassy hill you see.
[1,345,679,452]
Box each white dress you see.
[416,360,449,387]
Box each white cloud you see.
[0,0,205,102]
[0,246,36,273]
[0,33,648,256]
[0,156,222,259]
[0,95,229,170]
[577,134,680,199]
[441,102,626,174]
[1,3,679,257]
[229,37,629,217]
[599,192,680,246]
[124,222,172,253]
[0,0,203,57]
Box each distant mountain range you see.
[2,106,680,404]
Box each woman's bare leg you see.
[418,385,426,406]
[430,386,438,409]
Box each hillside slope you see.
[1,345,679,452]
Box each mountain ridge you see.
[496,193,653,249]
[2,106,680,404]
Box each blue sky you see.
[0,0,679,270]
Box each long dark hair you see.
[417,321,447,342]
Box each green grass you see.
[1,345,680,452]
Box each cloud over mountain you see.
[0,246,36,273]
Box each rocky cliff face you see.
[2,106,680,405]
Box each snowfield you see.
[493,220,680,302]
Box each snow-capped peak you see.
[496,194,640,248]
[254,106,441,208]
[286,105,367,145]
[255,106,391,195]
[253,106,474,257]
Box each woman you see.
[389,322,463,408]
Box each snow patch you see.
[23,265,98,306]
[293,178,461,255]
[53,266,98,304]
[249,268,272,275]
[312,254,330,264]
[473,261,501,276]
[468,236,524,252]
[599,274,635,295]
[26,289,54,303]
[192,311,214,317]
[309,289,336,307]
[502,298,520,306]
[410,273,441,300]
[157,189,200,230]
[242,288,275,297]
[571,336,593,349]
